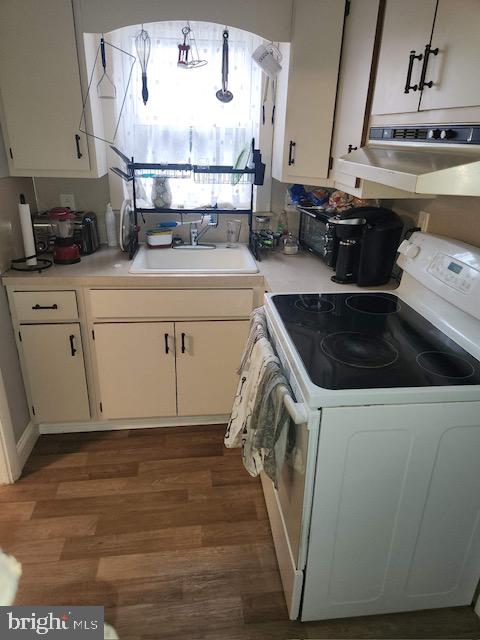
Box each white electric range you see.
[262,232,480,621]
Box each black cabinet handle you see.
[75,134,83,159]
[181,332,186,354]
[418,44,439,90]
[69,334,77,357]
[404,50,423,94]
[164,333,169,354]
[288,140,296,166]
[347,144,358,153]
[32,303,58,310]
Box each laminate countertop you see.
[2,245,398,293]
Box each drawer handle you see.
[164,333,169,354]
[32,303,58,310]
[181,332,186,354]
[69,334,77,357]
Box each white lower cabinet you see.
[94,322,177,420]
[93,319,249,420]
[175,320,249,417]
[19,323,90,424]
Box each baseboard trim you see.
[16,421,39,468]
[39,415,229,435]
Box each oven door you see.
[261,318,321,620]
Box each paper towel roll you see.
[18,196,37,266]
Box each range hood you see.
[336,125,480,196]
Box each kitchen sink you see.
[129,244,259,274]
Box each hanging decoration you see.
[135,26,152,105]
[177,23,208,69]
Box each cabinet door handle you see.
[347,144,358,153]
[164,333,169,354]
[404,50,423,94]
[69,334,77,357]
[418,44,439,90]
[75,134,83,159]
[181,332,186,354]
[288,140,296,166]
[32,303,58,310]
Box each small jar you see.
[283,233,299,255]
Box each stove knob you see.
[405,243,420,258]
[440,128,456,140]
[398,240,421,258]
[427,128,442,140]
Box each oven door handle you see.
[283,392,309,425]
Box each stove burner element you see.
[295,296,334,314]
[346,294,401,315]
[321,331,399,369]
[416,351,475,379]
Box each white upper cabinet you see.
[419,0,480,112]
[371,0,437,116]
[272,0,345,185]
[0,0,105,177]
[372,0,480,117]
[329,0,424,199]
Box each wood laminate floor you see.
[0,425,479,640]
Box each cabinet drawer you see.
[89,289,254,319]
[12,291,78,322]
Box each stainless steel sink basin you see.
[129,244,259,274]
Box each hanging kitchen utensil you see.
[79,41,135,144]
[135,26,151,105]
[216,28,233,103]
[177,26,191,67]
[97,36,117,99]
[178,23,207,69]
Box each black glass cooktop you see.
[272,293,480,390]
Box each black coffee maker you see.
[328,207,403,286]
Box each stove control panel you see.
[427,252,479,293]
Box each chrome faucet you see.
[189,212,219,248]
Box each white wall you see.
[34,175,110,243]
[74,0,294,41]
[384,196,480,249]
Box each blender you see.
[48,208,81,264]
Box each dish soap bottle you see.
[105,202,117,247]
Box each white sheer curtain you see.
[107,21,263,209]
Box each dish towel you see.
[225,306,293,487]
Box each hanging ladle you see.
[216,29,233,103]
[96,37,117,100]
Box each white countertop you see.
[2,245,399,293]
[259,248,398,293]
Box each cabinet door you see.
[272,0,344,183]
[94,323,176,419]
[331,0,381,188]
[419,0,480,111]
[371,0,437,115]
[0,0,90,173]
[175,320,249,417]
[20,323,90,423]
